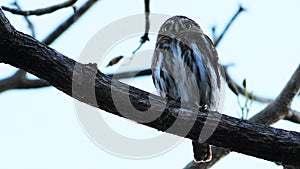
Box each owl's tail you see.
[192,141,212,163]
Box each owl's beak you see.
[174,22,180,32]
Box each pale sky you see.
[0,0,299,169]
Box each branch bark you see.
[2,0,77,16]
[0,9,300,166]
[0,0,99,93]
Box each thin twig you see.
[42,0,99,45]
[132,0,150,54]
[2,0,77,16]
[211,25,217,42]
[0,70,49,93]
[11,1,35,37]
[214,5,245,47]
[224,66,273,103]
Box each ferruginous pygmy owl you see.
[151,15,221,163]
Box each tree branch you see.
[2,0,77,16]
[0,10,300,166]
[213,5,245,47]
[0,0,99,93]
[0,69,49,93]
[285,109,300,124]
[224,66,273,103]
[42,0,99,45]
[10,1,36,37]
[251,64,300,125]
[132,0,150,54]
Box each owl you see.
[151,15,221,163]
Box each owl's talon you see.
[193,145,212,163]
[199,104,208,111]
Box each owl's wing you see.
[151,48,180,101]
[177,31,221,109]
[196,33,221,110]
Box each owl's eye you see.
[184,23,192,29]
[163,25,170,32]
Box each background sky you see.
[0,0,299,169]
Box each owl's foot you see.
[199,104,208,112]
[193,145,212,163]
[166,94,181,102]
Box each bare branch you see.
[0,70,49,93]
[2,0,77,16]
[251,64,300,125]
[132,0,150,54]
[0,10,300,166]
[214,5,245,47]
[284,109,300,124]
[224,66,273,103]
[42,0,99,45]
[5,1,37,93]
[0,0,99,93]
[10,1,35,37]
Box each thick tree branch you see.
[0,10,300,166]
[2,0,77,16]
[0,0,99,93]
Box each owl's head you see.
[158,15,203,37]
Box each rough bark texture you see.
[0,10,300,166]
